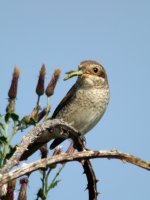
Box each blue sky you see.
[0,1,150,199]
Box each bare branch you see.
[69,135,98,200]
[0,118,98,199]
[0,149,149,186]
[81,160,98,200]
[0,119,79,175]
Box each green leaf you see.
[10,113,19,122]
[5,112,19,123]
[5,145,17,160]
[0,150,3,159]
[0,114,3,121]
[0,123,5,131]
[37,188,45,199]
[48,179,61,191]
[30,117,37,125]
[0,150,3,167]
[0,136,8,145]
[5,113,11,122]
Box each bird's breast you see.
[56,87,109,134]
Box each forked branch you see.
[0,119,149,200]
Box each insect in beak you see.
[64,70,82,81]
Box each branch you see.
[0,119,79,175]
[1,149,149,186]
[70,134,98,200]
[82,160,98,199]
[0,119,98,199]
[1,118,149,200]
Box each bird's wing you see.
[50,138,65,149]
[20,85,78,159]
[50,83,77,149]
[52,83,77,118]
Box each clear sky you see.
[0,1,150,199]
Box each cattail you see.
[36,64,46,96]
[45,68,61,97]
[8,67,20,99]
[6,99,15,113]
[18,178,28,200]
[5,179,16,200]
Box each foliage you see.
[0,66,61,200]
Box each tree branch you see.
[0,149,149,186]
[1,119,149,200]
[0,119,98,199]
[0,119,79,175]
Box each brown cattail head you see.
[45,68,61,97]
[36,64,46,96]
[8,67,20,99]
[19,178,28,185]
[5,179,16,200]
[18,178,28,200]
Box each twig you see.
[0,149,149,186]
[82,160,98,200]
[70,135,98,200]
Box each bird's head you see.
[64,60,108,88]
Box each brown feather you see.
[50,84,77,149]
[52,83,77,118]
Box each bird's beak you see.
[64,70,82,81]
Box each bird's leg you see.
[73,132,90,151]
[66,142,75,153]
[78,132,86,144]
[79,133,91,151]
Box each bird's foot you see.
[78,132,86,145]
[77,132,91,151]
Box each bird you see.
[21,60,110,160]
[50,60,110,149]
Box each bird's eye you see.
[93,67,99,73]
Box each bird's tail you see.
[20,141,47,161]
[50,138,66,149]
